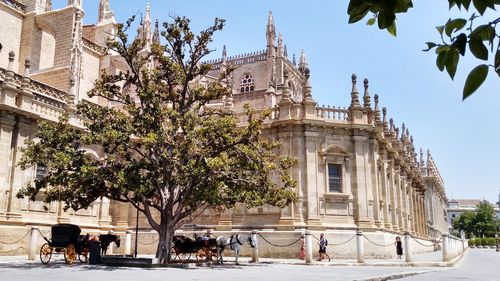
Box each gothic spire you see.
[292,53,296,66]
[136,1,153,46]
[153,19,160,44]
[373,94,381,123]
[363,78,371,109]
[266,11,276,57]
[284,44,288,58]
[98,0,110,24]
[222,45,227,64]
[298,49,308,74]
[277,32,284,57]
[350,74,361,108]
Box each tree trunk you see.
[156,221,175,263]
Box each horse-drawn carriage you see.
[39,224,90,265]
[171,233,255,265]
[171,234,218,261]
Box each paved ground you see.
[400,249,500,281]
[0,260,439,281]
[3,249,494,281]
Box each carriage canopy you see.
[50,224,81,248]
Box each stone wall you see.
[0,4,23,71]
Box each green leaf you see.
[395,0,414,12]
[436,51,447,71]
[366,18,376,26]
[377,11,396,30]
[347,0,370,23]
[463,64,488,100]
[472,0,487,14]
[436,25,445,35]
[445,18,467,37]
[469,35,488,60]
[461,0,472,10]
[423,42,437,52]
[387,21,397,36]
[452,33,467,55]
[470,25,495,42]
[445,49,460,79]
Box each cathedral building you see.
[0,0,448,258]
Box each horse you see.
[215,234,254,265]
[99,234,121,255]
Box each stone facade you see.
[0,1,448,258]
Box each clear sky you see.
[68,0,500,204]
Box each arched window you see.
[240,73,255,93]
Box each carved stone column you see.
[304,130,322,228]
[0,113,16,218]
[380,154,391,230]
[352,135,374,229]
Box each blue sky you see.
[68,0,499,203]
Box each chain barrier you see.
[0,246,28,254]
[311,234,320,241]
[362,235,395,247]
[34,227,51,243]
[328,234,357,246]
[257,233,302,248]
[0,229,30,245]
[409,234,437,247]
[312,233,356,246]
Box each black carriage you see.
[171,234,217,262]
[39,224,90,265]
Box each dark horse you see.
[99,234,121,255]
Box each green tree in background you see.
[347,0,500,100]
[473,201,499,237]
[17,16,297,263]
[452,210,475,238]
[453,201,499,237]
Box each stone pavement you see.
[399,249,500,280]
[0,250,462,281]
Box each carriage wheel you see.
[79,248,89,263]
[40,243,52,264]
[64,244,77,265]
[170,246,179,261]
[178,252,191,262]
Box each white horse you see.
[216,234,255,265]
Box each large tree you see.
[452,201,499,237]
[17,16,297,263]
[473,201,498,237]
[347,0,500,100]
[452,210,475,237]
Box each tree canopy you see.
[347,0,500,100]
[17,16,297,263]
[452,201,499,238]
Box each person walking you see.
[395,236,403,259]
[317,233,327,261]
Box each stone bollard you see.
[251,230,259,263]
[356,230,364,263]
[442,233,449,262]
[305,230,313,264]
[28,227,38,261]
[125,230,132,255]
[404,232,412,263]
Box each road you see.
[400,249,499,281]
[0,258,436,281]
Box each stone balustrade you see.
[316,105,349,121]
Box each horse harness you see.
[231,235,245,250]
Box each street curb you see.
[359,270,434,281]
